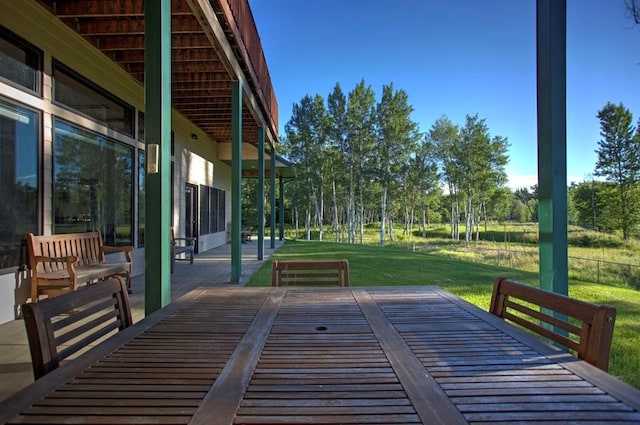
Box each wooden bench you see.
[26,232,133,302]
[22,277,132,379]
[171,228,195,273]
[272,259,349,287]
[489,277,616,371]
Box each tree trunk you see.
[359,177,365,244]
[318,184,324,241]
[348,168,355,244]
[294,205,299,240]
[332,180,339,241]
[465,195,473,242]
[422,199,427,238]
[380,186,387,246]
[306,187,312,240]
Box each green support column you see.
[144,0,171,315]
[257,127,265,260]
[537,0,568,296]
[231,81,242,283]
[270,147,276,249]
[279,177,285,241]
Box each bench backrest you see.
[22,277,132,379]
[272,260,349,287]
[27,232,105,272]
[489,277,616,371]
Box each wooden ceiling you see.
[37,0,278,146]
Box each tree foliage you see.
[276,88,639,243]
[626,0,640,23]
[279,82,512,243]
[594,102,640,239]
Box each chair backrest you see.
[489,277,616,371]
[272,260,349,287]
[22,277,132,379]
[27,232,105,271]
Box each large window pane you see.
[53,62,134,136]
[199,185,209,235]
[0,100,38,269]
[216,189,225,232]
[53,119,133,246]
[199,185,225,236]
[0,27,41,93]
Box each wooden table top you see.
[2,286,639,424]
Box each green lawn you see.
[247,239,640,389]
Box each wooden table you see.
[2,286,639,424]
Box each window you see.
[0,26,41,93]
[213,188,225,232]
[53,119,133,246]
[137,111,144,141]
[53,61,134,136]
[199,186,209,235]
[199,185,225,236]
[0,99,39,270]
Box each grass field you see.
[246,238,640,390]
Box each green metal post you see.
[144,0,171,315]
[270,146,276,249]
[257,127,265,260]
[537,0,568,297]
[231,81,242,283]
[279,177,285,241]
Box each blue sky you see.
[248,0,640,189]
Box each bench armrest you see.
[173,237,196,246]
[101,246,133,262]
[31,256,78,283]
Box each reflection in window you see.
[199,185,225,236]
[53,61,134,136]
[0,100,38,269]
[53,119,133,246]
[0,26,41,93]
[199,185,209,235]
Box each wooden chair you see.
[272,260,349,287]
[22,277,132,379]
[171,227,195,273]
[489,277,616,371]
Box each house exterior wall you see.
[0,2,232,323]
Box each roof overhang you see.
[217,143,295,179]
[36,0,279,149]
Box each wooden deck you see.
[1,286,639,424]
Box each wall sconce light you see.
[191,132,198,140]
[147,144,159,174]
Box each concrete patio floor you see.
[0,239,284,402]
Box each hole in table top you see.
[315,326,328,331]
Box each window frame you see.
[52,60,134,137]
[0,26,42,96]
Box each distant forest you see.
[244,81,640,244]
